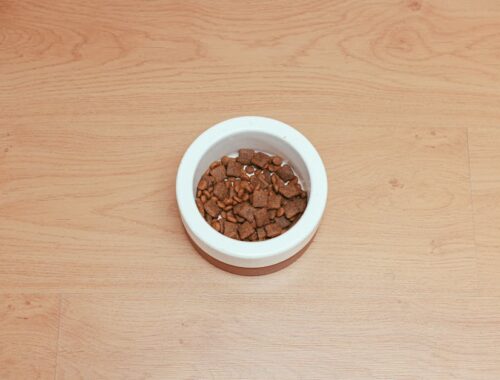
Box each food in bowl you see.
[195,149,307,241]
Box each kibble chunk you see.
[257,174,270,189]
[265,223,283,238]
[257,228,266,240]
[238,221,255,240]
[279,182,301,198]
[276,216,291,228]
[267,191,282,209]
[204,198,220,218]
[251,152,271,168]
[284,198,307,219]
[213,182,228,200]
[254,208,270,228]
[252,189,268,208]
[276,165,295,182]
[223,221,238,239]
[233,201,255,222]
[237,149,254,165]
[210,165,226,182]
[226,160,243,177]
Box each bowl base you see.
[185,231,314,276]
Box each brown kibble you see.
[267,191,282,209]
[196,150,307,241]
[250,175,259,188]
[276,165,295,182]
[252,189,268,208]
[223,220,238,239]
[240,181,251,192]
[213,182,228,200]
[279,182,301,198]
[206,175,216,187]
[210,161,221,170]
[233,201,255,222]
[251,152,271,168]
[204,198,221,218]
[237,149,255,165]
[198,178,208,190]
[284,197,307,219]
[265,222,282,238]
[268,209,276,220]
[257,174,269,189]
[226,212,237,223]
[227,160,243,177]
[276,216,291,228]
[254,208,270,228]
[262,170,271,183]
[238,221,255,240]
[210,165,226,182]
[211,220,221,232]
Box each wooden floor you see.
[1,0,500,378]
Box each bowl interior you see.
[192,131,311,197]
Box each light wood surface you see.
[1,0,500,378]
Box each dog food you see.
[195,149,308,241]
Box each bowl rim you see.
[176,116,328,262]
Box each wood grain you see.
[469,127,500,296]
[0,295,60,380]
[56,294,500,379]
[1,0,500,378]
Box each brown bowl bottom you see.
[185,230,314,276]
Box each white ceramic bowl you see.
[176,116,328,274]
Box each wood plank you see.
[1,0,500,377]
[468,127,500,295]
[0,127,476,295]
[0,295,60,380]
[1,0,500,130]
[56,294,500,379]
